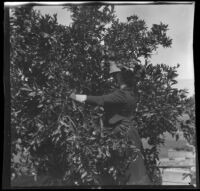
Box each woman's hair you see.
[120,68,137,88]
[107,56,116,62]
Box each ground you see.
[142,132,196,186]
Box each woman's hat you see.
[108,57,141,74]
[109,62,121,74]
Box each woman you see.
[69,59,152,185]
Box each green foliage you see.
[179,95,196,146]
[10,5,192,186]
[104,15,172,60]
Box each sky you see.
[29,3,195,96]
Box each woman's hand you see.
[69,93,87,103]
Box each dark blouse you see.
[85,88,138,126]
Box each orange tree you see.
[10,5,192,186]
[180,95,196,146]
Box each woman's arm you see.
[69,90,125,106]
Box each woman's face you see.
[111,72,123,87]
[108,60,123,87]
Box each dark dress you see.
[85,87,152,185]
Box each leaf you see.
[88,137,96,141]
[81,171,87,179]
[154,74,161,81]
[106,150,111,157]
[59,120,70,128]
[54,136,60,143]
[42,32,49,38]
[20,87,32,91]
[37,104,43,108]
[171,80,177,85]
[77,164,83,171]
[48,75,54,80]
[143,113,155,118]
[28,92,36,97]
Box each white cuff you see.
[75,94,87,103]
